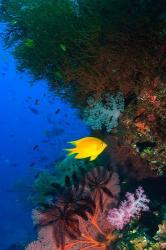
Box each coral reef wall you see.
[1,0,166,249]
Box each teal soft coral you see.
[83,93,124,132]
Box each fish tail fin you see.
[68,140,77,145]
[64,148,76,156]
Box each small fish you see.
[39,156,48,162]
[41,139,49,144]
[11,163,17,167]
[29,107,39,114]
[35,99,41,105]
[26,96,32,102]
[47,117,55,125]
[35,172,41,179]
[48,100,54,104]
[29,162,35,167]
[33,145,39,150]
[65,137,107,161]
[55,108,60,114]
[45,127,64,137]
[60,43,66,51]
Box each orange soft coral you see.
[135,121,149,133]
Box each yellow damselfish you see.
[65,136,107,161]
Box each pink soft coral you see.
[107,186,150,230]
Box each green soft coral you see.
[31,171,57,206]
[55,156,94,186]
[31,156,95,207]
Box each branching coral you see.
[107,187,150,230]
[83,93,124,132]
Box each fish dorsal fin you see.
[68,137,88,145]
[74,137,96,145]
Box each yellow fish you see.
[65,137,107,161]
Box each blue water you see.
[0,24,89,249]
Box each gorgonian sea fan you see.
[32,205,81,250]
[107,186,150,230]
